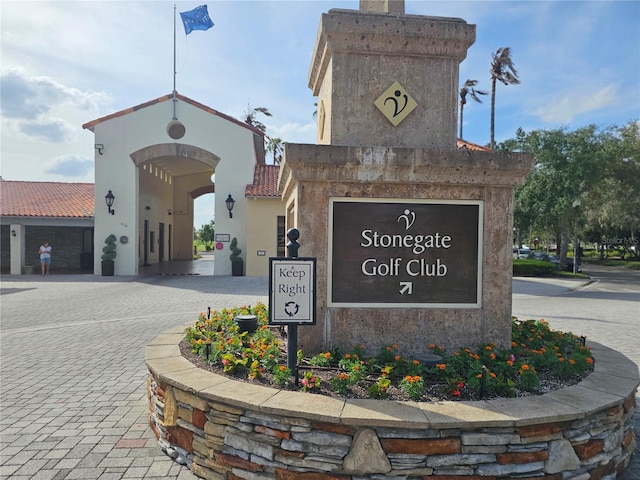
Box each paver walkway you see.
[0,265,638,479]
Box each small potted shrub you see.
[101,234,117,276]
[229,237,243,276]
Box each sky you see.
[1,0,639,229]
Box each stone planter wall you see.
[145,326,638,479]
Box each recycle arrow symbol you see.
[399,282,413,295]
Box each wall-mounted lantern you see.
[105,190,115,215]
[226,194,235,218]
[11,229,16,237]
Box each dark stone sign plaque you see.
[329,199,483,307]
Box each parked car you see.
[513,248,533,259]
[548,254,575,272]
[529,251,549,261]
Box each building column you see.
[10,224,26,275]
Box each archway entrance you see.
[130,143,219,273]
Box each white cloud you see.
[46,154,94,178]
[530,85,619,124]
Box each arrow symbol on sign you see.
[399,282,413,295]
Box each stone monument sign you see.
[279,0,534,356]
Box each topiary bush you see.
[101,234,117,261]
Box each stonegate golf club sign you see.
[329,199,483,308]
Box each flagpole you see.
[172,4,177,120]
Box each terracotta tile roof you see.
[0,180,94,218]
[245,165,280,198]
[457,139,490,151]
[82,92,263,136]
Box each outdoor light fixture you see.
[11,229,16,237]
[226,194,235,218]
[105,190,115,215]
[95,144,104,155]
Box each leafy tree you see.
[459,79,487,140]
[505,122,640,264]
[198,221,215,250]
[490,47,520,149]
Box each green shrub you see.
[513,259,555,276]
[101,234,117,261]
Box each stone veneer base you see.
[145,326,638,480]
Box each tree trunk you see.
[559,218,570,271]
[490,77,497,149]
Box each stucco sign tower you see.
[279,0,534,356]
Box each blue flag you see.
[180,5,214,35]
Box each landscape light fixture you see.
[226,194,235,218]
[105,190,115,215]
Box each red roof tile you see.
[0,180,94,218]
[457,139,490,151]
[245,165,280,198]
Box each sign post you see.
[269,229,316,384]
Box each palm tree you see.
[266,137,283,164]
[490,47,520,149]
[459,79,487,140]
[243,105,272,133]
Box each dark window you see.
[277,216,286,257]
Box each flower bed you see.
[145,325,638,479]
[183,302,594,402]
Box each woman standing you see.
[39,242,52,275]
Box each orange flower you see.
[490,353,496,360]
[279,365,287,371]
[324,352,331,358]
[412,359,420,365]
[393,344,399,350]
[506,360,514,366]
[586,357,593,364]
[428,343,435,349]
[405,375,413,382]
[521,364,530,371]
[558,357,564,362]
[511,341,517,347]
[485,345,492,351]
[413,375,421,382]
[490,372,497,379]
[345,354,351,359]
[394,355,401,362]
[569,359,576,365]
